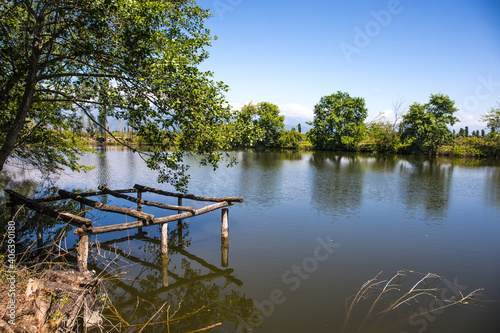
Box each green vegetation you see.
[0,0,235,190]
[231,102,307,149]
[307,91,368,151]
[400,94,459,155]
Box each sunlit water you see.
[2,148,500,332]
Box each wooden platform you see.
[6,184,244,272]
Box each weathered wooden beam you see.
[5,190,91,227]
[58,189,154,222]
[134,184,244,203]
[98,185,196,214]
[33,188,139,203]
[74,201,231,236]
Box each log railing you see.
[6,184,243,272]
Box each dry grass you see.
[342,269,484,333]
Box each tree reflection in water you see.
[91,225,261,332]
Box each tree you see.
[482,103,500,133]
[256,102,285,148]
[297,123,302,134]
[400,94,459,155]
[366,121,401,154]
[0,0,233,190]
[307,91,368,151]
[278,128,302,149]
[231,103,263,147]
[232,102,285,148]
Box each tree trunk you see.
[0,69,38,170]
[0,8,43,171]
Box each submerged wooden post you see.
[221,208,229,267]
[35,212,43,251]
[137,190,143,233]
[162,253,169,287]
[161,222,168,254]
[221,237,229,268]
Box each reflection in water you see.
[2,150,500,332]
[95,146,111,188]
[91,226,260,332]
[399,157,454,225]
[237,151,303,207]
[485,167,500,208]
[309,152,365,217]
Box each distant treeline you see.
[230,92,500,158]
[72,92,500,158]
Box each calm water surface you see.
[2,149,500,332]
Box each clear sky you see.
[200,0,500,131]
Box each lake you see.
[2,148,500,332]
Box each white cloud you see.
[278,103,314,119]
[228,102,245,111]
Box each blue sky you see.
[200,0,500,131]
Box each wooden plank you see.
[58,189,155,222]
[98,185,196,214]
[134,184,244,203]
[5,190,92,227]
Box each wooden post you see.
[77,235,89,272]
[77,203,88,272]
[35,212,43,251]
[221,208,229,239]
[137,191,143,233]
[161,253,169,287]
[177,197,182,247]
[161,222,168,254]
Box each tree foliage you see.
[307,91,368,151]
[232,102,285,148]
[400,94,459,155]
[0,0,234,190]
[366,121,401,154]
[482,102,500,133]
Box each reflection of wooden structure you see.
[94,233,243,291]
[6,184,243,272]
